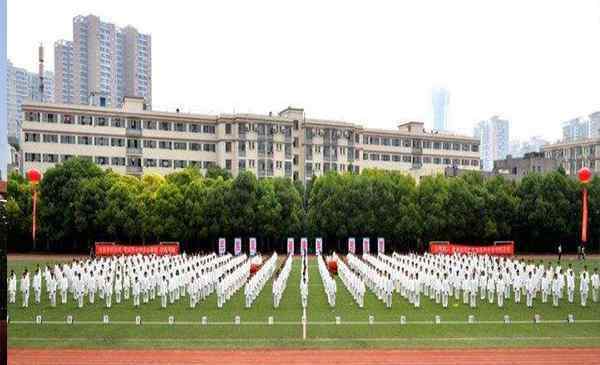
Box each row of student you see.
[8,252,256,309]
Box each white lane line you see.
[302,307,307,340]
[9,319,600,326]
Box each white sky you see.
[7,0,600,141]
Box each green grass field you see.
[6,256,600,349]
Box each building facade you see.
[493,152,561,181]
[20,98,480,181]
[541,138,600,176]
[6,60,54,145]
[474,116,509,171]
[508,136,549,158]
[55,15,152,109]
[432,87,449,131]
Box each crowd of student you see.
[8,251,599,311]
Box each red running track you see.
[7,348,600,365]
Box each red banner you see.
[95,242,180,256]
[429,242,514,256]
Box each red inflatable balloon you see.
[578,167,592,184]
[26,168,42,184]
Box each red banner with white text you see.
[95,242,180,256]
[429,242,514,256]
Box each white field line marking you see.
[302,307,307,340]
[8,336,600,343]
[8,319,600,326]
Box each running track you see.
[8,348,600,365]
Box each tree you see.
[205,166,232,180]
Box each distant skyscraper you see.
[55,14,152,108]
[7,60,54,144]
[475,116,509,171]
[562,117,589,142]
[432,87,450,131]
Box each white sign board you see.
[287,238,295,255]
[218,238,226,256]
[234,238,242,256]
[315,238,323,255]
[249,237,257,256]
[362,238,370,254]
[300,238,308,256]
[348,238,356,254]
[377,237,385,254]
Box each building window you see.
[160,159,172,168]
[392,155,401,162]
[43,154,59,163]
[423,140,431,149]
[62,114,74,124]
[111,157,126,166]
[203,143,216,152]
[472,144,479,152]
[26,111,40,122]
[78,136,93,145]
[402,155,412,163]
[174,123,186,132]
[144,120,156,130]
[363,152,368,160]
[159,121,172,131]
[190,142,202,151]
[78,115,93,126]
[60,135,76,144]
[382,154,390,161]
[25,133,40,142]
[225,124,232,134]
[144,158,157,167]
[276,161,282,169]
[95,136,110,146]
[112,117,124,128]
[189,124,201,133]
[472,160,479,166]
[371,153,380,161]
[25,153,41,162]
[239,160,246,170]
[95,156,110,165]
[43,113,57,123]
[423,156,432,164]
[203,125,216,134]
[174,160,187,168]
[225,142,232,153]
[143,140,157,148]
[42,134,59,143]
[96,117,108,127]
[443,142,450,150]
[174,142,187,150]
[111,138,125,147]
[433,142,441,150]
[159,141,173,150]
[225,159,232,170]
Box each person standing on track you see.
[591,268,599,303]
[20,269,30,308]
[8,270,17,304]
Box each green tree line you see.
[5,157,599,253]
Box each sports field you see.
[6,255,600,350]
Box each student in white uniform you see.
[469,273,478,309]
[132,276,141,308]
[123,274,131,301]
[88,273,96,304]
[75,273,85,308]
[486,273,495,304]
[525,272,535,308]
[8,270,17,304]
[580,268,590,307]
[592,268,600,303]
[115,274,123,304]
[105,276,113,308]
[48,272,58,307]
[441,273,450,309]
[32,268,42,304]
[513,271,522,304]
[20,270,31,308]
[59,272,69,304]
[552,272,561,307]
[496,274,506,307]
[566,269,576,304]
[160,276,168,309]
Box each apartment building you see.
[542,138,600,176]
[55,15,151,108]
[20,98,480,181]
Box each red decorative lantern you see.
[26,168,42,185]
[578,167,592,184]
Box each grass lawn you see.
[6,256,600,349]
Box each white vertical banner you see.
[287,238,295,256]
[234,238,242,256]
[249,237,257,256]
[315,238,323,255]
[348,237,356,254]
[362,238,370,254]
[218,238,226,256]
[301,237,308,256]
[377,237,385,254]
